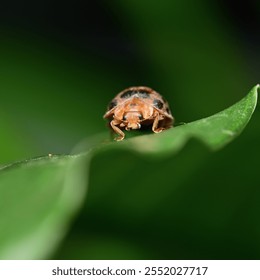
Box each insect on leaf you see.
[0,85,257,259]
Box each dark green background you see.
[0,0,259,259]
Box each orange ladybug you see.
[104,86,174,141]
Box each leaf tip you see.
[250,84,259,107]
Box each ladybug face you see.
[104,86,174,141]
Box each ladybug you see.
[104,86,174,141]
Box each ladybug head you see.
[123,112,143,130]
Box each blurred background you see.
[0,0,259,259]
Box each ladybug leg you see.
[152,113,164,133]
[161,117,174,129]
[110,120,125,141]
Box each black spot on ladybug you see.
[138,114,143,120]
[108,100,117,110]
[153,99,164,109]
[120,89,151,99]
[120,90,135,99]
[137,90,150,98]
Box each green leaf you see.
[98,84,258,157]
[0,85,258,259]
[0,155,88,259]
